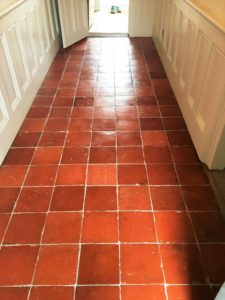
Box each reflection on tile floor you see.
[0,37,224,300]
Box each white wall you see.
[0,0,59,165]
[153,0,225,169]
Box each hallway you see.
[0,37,224,299]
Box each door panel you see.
[57,0,88,48]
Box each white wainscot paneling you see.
[153,0,225,169]
[0,0,59,165]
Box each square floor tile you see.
[151,186,185,210]
[118,165,148,185]
[20,119,46,132]
[39,132,66,147]
[163,118,187,130]
[44,119,69,131]
[85,186,117,210]
[95,96,115,107]
[118,186,151,210]
[32,147,62,165]
[117,118,140,131]
[25,165,57,186]
[30,287,74,300]
[171,145,200,163]
[87,165,116,185]
[160,244,207,284]
[136,96,157,106]
[15,187,52,212]
[201,244,225,284]
[12,132,41,147]
[82,212,118,243]
[76,286,119,300]
[4,213,46,244]
[69,119,92,131]
[120,212,156,242]
[26,107,50,118]
[0,287,29,300]
[167,131,193,146]
[147,164,178,185]
[191,212,225,242]
[167,285,213,300]
[142,131,168,146]
[42,212,82,243]
[49,107,71,118]
[0,214,10,241]
[121,285,166,300]
[89,147,116,163]
[74,96,94,106]
[120,244,163,283]
[61,147,89,164]
[0,188,20,213]
[71,107,93,119]
[176,164,209,185]
[56,165,86,185]
[140,118,163,130]
[181,186,218,211]
[94,107,116,118]
[50,186,84,211]
[78,245,119,284]
[118,147,144,163]
[159,105,182,117]
[66,131,91,146]
[93,119,116,131]
[116,96,136,106]
[0,166,28,187]
[116,106,138,118]
[91,131,116,146]
[155,212,195,243]
[34,245,78,285]
[0,246,39,284]
[117,132,142,146]
[138,105,160,118]
[3,148,35,165]
[144,146,172,163]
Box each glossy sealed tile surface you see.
[0,37,221,299]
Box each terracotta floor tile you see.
[61,147,89,164]
[12,132,41,147]
[151,186,185,210]
[25,165,57,186]
[30,287,74,300]
[69,119,92,131]
[182,186,218,211]
[0,166,28,187]
[160,244,207,284]
[147,164,178,185]
[167,131,193,146]
[94,107,116,118]
[82,212,118,242]
[116,106,138,118]
[91,131,116,146]
[89,147,116,163]
[93,119,116,131]
[42,212,82,243]
[167,285,213,300]
[0,187,20,213]
[87,165,116,185]
[34,245,78,285]
[76,286,119,300]
[50,186,84,211]
[121,285,166,300]
[116,96,136,106]
[26,107,50,118]
[155,212,195,243]
[176,164,209,185]
[56,165,86,185]
[159,105,182,117]
[74,96,94,106]
[117,132,142,146]
[32,95,54,107]
[138,105,160,117]
[0,287,29,300]
[120,244,163,283]
[134,86,154,97]
[171,145,200,163]
[163,118,187,130]
[142,131,168,146]
[0,246,39,284]
[120,212,156,242]
[201,244,225,284]
[20,118,46,132]
[78,245,119,284]
[0,214,10,241]
[118,165,148,185]
[3,148,35,165]
[136,96,157,106]
[66,131,91,146]
[44,118,69,131]
[95,96,115,107]
[140,118,163,130]
[71,107,93,119]
[118,186,151,210]
[85,186,117,210]
[117,118,140,131]
[144,146,172,163]
[4,213,46,244]
[191,212,225,242]
[118,147,144,164]
[39,132,66,146]
[49,107,71,118]
[32,147,62,165]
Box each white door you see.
[57,0,89,48]
[129,0,154,37]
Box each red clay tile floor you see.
[0,37,224,300]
